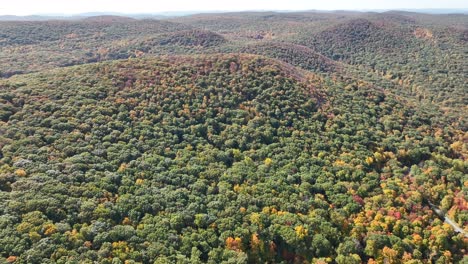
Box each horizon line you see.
[1,8,468,17]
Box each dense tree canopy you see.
[0,11,466,264]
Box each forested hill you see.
[0,11,467,264]
[1,11,466,124]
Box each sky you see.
[0,0,467,16]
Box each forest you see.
[0,10,466,264]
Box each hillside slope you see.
[0,19,193,77]
[0,54,466,263]
[294,14,467,127]
[236,42,341,73]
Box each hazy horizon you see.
[1,0,467,16]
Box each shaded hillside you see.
[97,30,227,61]
[369,12,417,24]
[236,42,340,73]
[0,22,231,78]
[302,18,413,60]
[0,19,193,77]
[0,19,189,47]
[294,15,467,124]
[170,12,355,41]
[157,29,226,47]
[0,54,466,263]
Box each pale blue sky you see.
[0,0,466,16]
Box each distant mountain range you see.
[0,9,467,21]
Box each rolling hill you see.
[0,10,467,264]
[236,42,341,73]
